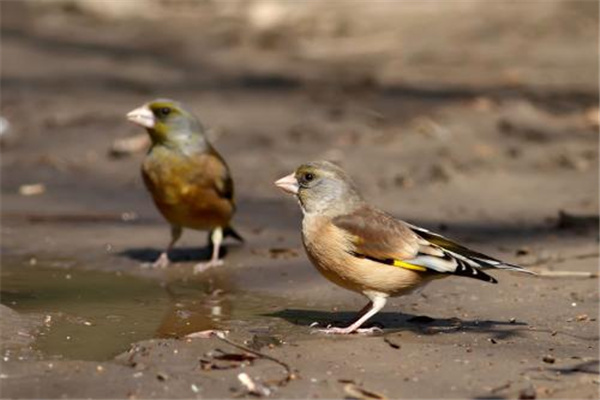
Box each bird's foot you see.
[310,323,383,335]
[193,259,224,274]
[141,252,170,269]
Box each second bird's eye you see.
[304,173,314,182]
[157,107,171,117]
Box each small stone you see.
[429,162,457,183]
[542,355,555,364]
[19,183,46,196]
[156,372,168,381]
[393,173,414,188]
[519,386,537,399]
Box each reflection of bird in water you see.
[154,275,233,339]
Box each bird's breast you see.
[141,148,233,229]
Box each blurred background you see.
[2,1,598,221]
[1,1,599,398]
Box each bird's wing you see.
[332,207,527,283]
[188,148,235,203]
[332,206,421,261]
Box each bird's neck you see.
[148,129,209,154]
[301,194,364,218]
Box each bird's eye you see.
[157,107,171,117]
[304,173,314,182]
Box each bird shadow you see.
[532,359,599,375]
[118,246,217,263]
[266,309,529,339]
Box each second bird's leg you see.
[194,227,224,273]
[316,296,388,335]
[151,225,182,268]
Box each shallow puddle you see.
[1,258,294,362]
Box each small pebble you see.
[19,183,46,196]
[156,373,168,381]
[542,355,555,364]
[519,386,537,399]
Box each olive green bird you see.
[127,99,242,272]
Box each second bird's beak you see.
[275,173,299,195]
[126,105,156,129]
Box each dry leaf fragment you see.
[383,335,401,349]
[199,358,238,371]
[238,372,271,397]
[19,183,45,196]
[343,382,386,400]
[213,351,258,363]
[185,330,228,339]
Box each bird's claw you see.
[193,259,224,274]
[142,253,170,269]
[312,325,383,335]
[354,326,383,335]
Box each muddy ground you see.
[1,1,599,399]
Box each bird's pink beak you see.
[126,105,156,129]
[275,173,299,195]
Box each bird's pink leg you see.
[146,225,182,268]
[316,296,387,335]
[194,227,224,273]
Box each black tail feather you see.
[452,257,498,284]
[224,226,244,242]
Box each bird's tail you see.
[408,224,536,276]
[224,225,244,242]
[482,260,537,275]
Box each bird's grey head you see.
[275,161,364,216]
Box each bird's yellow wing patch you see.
[392,260,427,272]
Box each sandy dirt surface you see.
[1,1,599,399]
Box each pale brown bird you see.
[127,99,242,272]
[275,161,534,334]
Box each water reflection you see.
[0,258,233,360]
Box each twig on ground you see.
[521,251,599,272]
[340,379,387,400]
[534,270,597,278]
[213,331,296,387]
